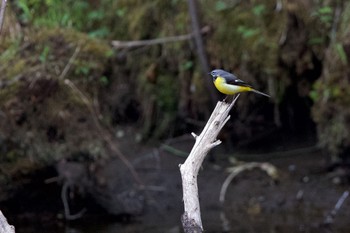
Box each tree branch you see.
[0,211,15,233]
[0,0,7,36]
[179,95,239,232]
[111,26,210,49]
[219,162,278,204]
[324,190,349,225]
[187,0,217,107]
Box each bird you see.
[209,69,270,98]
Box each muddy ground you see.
[1,130,350,233]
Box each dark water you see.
[13,220,181,233]
[5,144,350,233]
[12,215,350,233]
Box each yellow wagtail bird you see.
[209,69,270,98]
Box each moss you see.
[137,67,180,138]
[0,27,113,177]
[205,1,287,73]
[155,74,178,113]
[311,2,350,160]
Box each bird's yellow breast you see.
[213,77,251,95]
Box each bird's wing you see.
[223,73,252,87]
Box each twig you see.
[160,134,195,157]
[59,46,81,80]
[329,0,342,45]
[0,0,7,36]
[219,162,278,203]
[160,144,189,158]
[179,95,239,233]
[61,182,87,220]
[218,162,278,232]
[323,190,349,225]
[111,26,210,49]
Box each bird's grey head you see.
[209,69,226,80]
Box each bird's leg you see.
[223,95,228,102]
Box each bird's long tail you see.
[250,89,270,98]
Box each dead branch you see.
[111,26,210,49]
[219,162,278,203]
[61,182,87,220]
[323,190,349,225]
[218,162,278,232]
[59,46,81,80]
[0,0,7,36]
[179,95,239,233]
[0,211,15,233]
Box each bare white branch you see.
[324,190,349,225]
[0,211,15,233]
[180,97,239,232]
